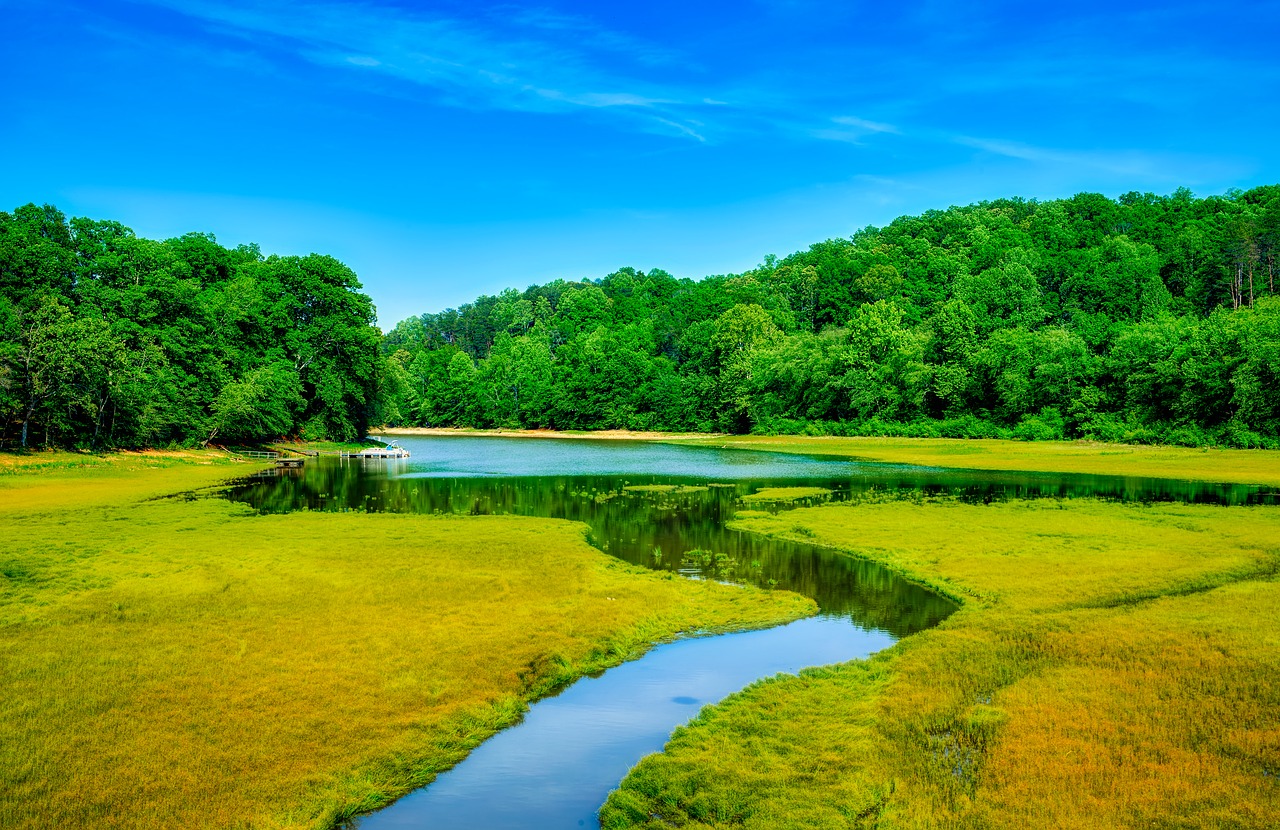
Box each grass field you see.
[0,451,812,829]
[603,484,1280,827]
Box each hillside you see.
[384,186,1280,447]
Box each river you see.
[223,435,1272,829]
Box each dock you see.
[232,442,409,466]
[339,447,411,459]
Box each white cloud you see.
[953,135,1245,183]
[832,115,898,134]
[139,0,711,139]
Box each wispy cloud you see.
[810,114,900,144]
[137,0,713,139]
[832,115,898,134]
[953,135,1244,183]
[955,134,1169,176]
[487,5,683,68]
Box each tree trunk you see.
[92,394,108,450]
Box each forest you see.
[0,204,391,448]
[384,186,1280,447]
[4,185,1279,450]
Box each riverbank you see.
[0,452,812,829]
[603,483,1280,827]
[374,428,1280,486]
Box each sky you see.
[3,0,1279,327]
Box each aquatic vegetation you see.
[738,486,832,505]
[623,484,710,494]
[0,453,812,829]
[596,484,710,505]
[603,492,1280,829]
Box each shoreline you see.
[373,427,715,441]
[371,428,1280,486]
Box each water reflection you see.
[225,439,970,635]
[225,436,1272,635]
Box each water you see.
[357,617,890,830]
[223,435,1274,829]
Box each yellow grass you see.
[679,434,1280,487]
[604,496,1280,829]
[0,452,812,829]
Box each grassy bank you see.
[264,438,388,455]
[681,434,1280,487]
[602,490,1280,828]
[0,453,812,829]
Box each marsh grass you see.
[603,495,1280,829]
[738,487,832,506]
[680,435,1280,487]
[0,452,812,829]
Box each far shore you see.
[372,427,715,441]
[371,428,1280,486]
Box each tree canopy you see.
[0,205,393,448]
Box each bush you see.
[1013,409,1066,441]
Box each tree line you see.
[5,186,1278,450]
[384,186,1280,448]
[0,205,393,449]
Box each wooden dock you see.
[339,441,410,460]
[232,445,407,465]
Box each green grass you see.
[675,434,1280,487]
[738,487,832,505]
[265,438,388,454]
[0,452,813,829]
[602,485,1280,828]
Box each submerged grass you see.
[0,452,812,829]
[678,434,1280,487]
[604,465,1280,828]
[738,487,832,506]
[623,484,710,494]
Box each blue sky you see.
[4,1,1279,326]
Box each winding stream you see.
[224,436,1274,829]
